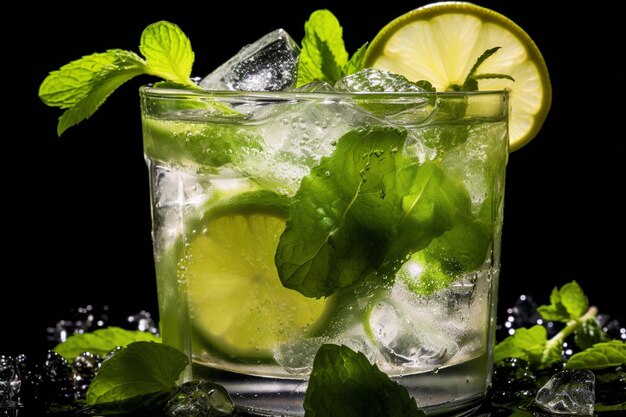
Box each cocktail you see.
[142,85,509,415]
[39,3,550,416]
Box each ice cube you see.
[369,296,459,371]
[335,68,431,93]
[200,29,299,91]
[335,68,435,126]
[237,99,357,194]
[535,369,595,416]
[164,380,234,417]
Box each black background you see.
[9,3,624,357]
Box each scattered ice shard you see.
[164,380,234,417]
[535,369,595,416]
[0,355,21,408]
[200,29,300,91]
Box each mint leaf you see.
[40,21,199,136]
[344,43,368,76]
[537,281,589,322]
[297,10,366,87]
[276,126,465,298]
[39,50,145,109]
[566,341,626,370]
[140,21,195,86]
[86,341,187,413]
[304,344,424,417]
[494,325,549,366]
[276,126,406,297]
[53,326,160,361]
[39,50,146,135]
[385,161,458,262]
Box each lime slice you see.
[185,192,330,361]
[364,2,551,151]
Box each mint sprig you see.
[494,280,616,371]
[448,47,515,91]
[296,10,367,87]
[39,21,197,136]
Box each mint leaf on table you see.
[493,325,555,367]
[537,280,589,322]
[296,9,367,86]
[53,326,160,361]
[566,341,626,370]
[276,126,461,298]
[304,344,424,417]
[86,341,187,414]
[39,21,197,136]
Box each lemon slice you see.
[185,192,330,361]
[364,2,551,151]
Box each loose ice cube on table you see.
[200,29,300,91]
[535,369,595,416]
[164,380,234,417]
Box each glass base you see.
[193,353,490,416]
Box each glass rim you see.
[140,85,510,100]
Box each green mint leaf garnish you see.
[537,280,589,322]
[40,50,147,135]
[276,126,463,298]
[39,21,197,136]
[140,21,195,86]
[304,344,424,417]
[296,10,367,87]
[566,341,626,370]
[447,47,514,92]
[343,43,368,76]
[86,341,187,414]
[39,50,145,109]
[53,326,160,361]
